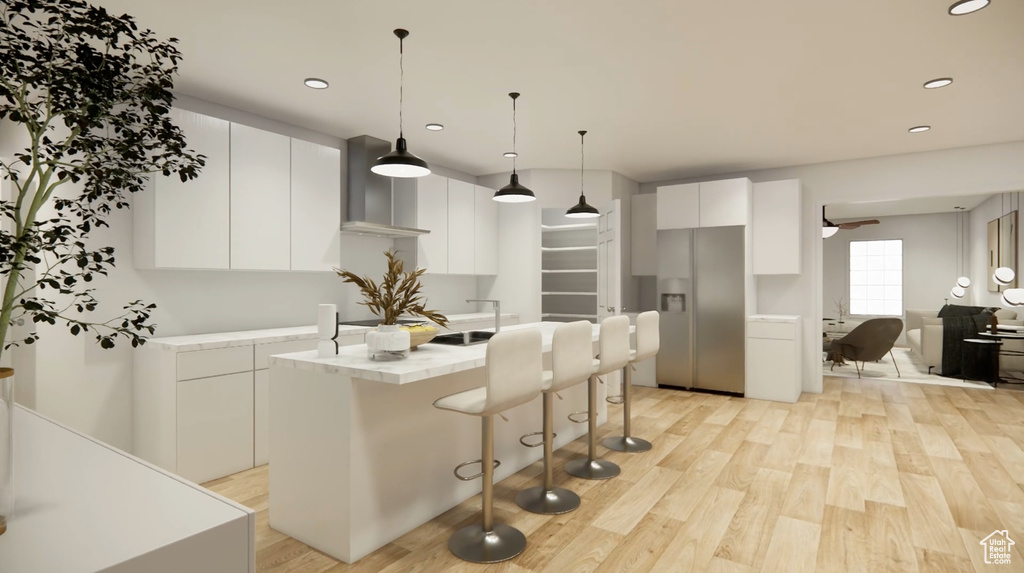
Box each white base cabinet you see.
[177,372,255,484]
[135,338,318,483]
[745,315,802,403]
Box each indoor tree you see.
[0,0,204,364]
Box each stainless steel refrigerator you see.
[656,226,745,394]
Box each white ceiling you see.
[827,193,992,220]
[93,0,1024,182]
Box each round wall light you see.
[425,123,444,131]
[908,125,931,133]
[303,78,329,89]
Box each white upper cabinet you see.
[290,140,341,271]
[699,178,751,227]
[752,179,802,274]
[655,178,751,230]
[631,193,657,276]
[135,108,230,269]
[230,124,291,270]
[447,178,475,275]
[474,185,498,275]
[414,174,449,274]
[656,183,699,229]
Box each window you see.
[849,239,902,316]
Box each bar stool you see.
[604,310,659,453]
[565,315,630,480]
[515,321,592,515]
[432,328,543,564]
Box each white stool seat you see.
[604,311,659,454]
[434,387,489,416]
[431,328,543,564]
[516,321,591,515]
[565,315,629,481]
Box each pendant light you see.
[566,130,600,218]
[993,192,1015,286]
[951,207,970,299]
[493,92,535,202]
[371,29,430,179]
[822,206,839,238]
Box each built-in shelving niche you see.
[541,209,598,323]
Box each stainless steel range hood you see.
[341,135,429,239]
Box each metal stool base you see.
[564,457,620,480]
[515,486,582,515]
[448,523,526,564]
[602,435,653,453]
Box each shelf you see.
[541,313,598,319]
[541,223,597,231]
[542,291,598,296]
[541,246,598,252]
[541,269,598,274]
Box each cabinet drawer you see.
[747,320,796,340]
[177,346,253,381]
[254,339,318,370]
[176,371,255,483]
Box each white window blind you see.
[849,239,903,316]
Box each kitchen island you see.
[267,321,613,563]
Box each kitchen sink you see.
[429,331,496,346]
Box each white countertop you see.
[269,321,618,385]
[143,312,519,352]
[0,407,254,573]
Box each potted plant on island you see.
[0,0,204,535]
[336,250,449,360]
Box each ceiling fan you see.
[822,206,879,238]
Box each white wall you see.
[822,212,960,345]
[968,191,1023,308]
[641,140,1024,395]
[1,97,479,450]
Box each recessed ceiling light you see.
[948,0,989,15]
[923,77,953,89]
[425,123,444,131]
[303,78,329,89]
[503,152,518,158]
[908,125,931,133]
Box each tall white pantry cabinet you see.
[134,108,342,272]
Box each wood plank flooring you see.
[204,377,1024,572]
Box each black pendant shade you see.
[494,172,536,203]
[493,92,536,203]
[565,130,599,218]
[371,136,430,178]
[566,194,600,218]
[372,29,430,179]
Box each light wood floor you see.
[204,377,1024,572]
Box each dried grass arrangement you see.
[336,250,450,328]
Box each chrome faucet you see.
[466,299,501,333]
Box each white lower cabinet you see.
[254,370,270,467]
[745,315,802,403]
[177,371,255,484]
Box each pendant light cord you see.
[512,96,517,174]
[580,130,586,196]
[399,35,404,138]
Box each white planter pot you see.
[366,324,410,361]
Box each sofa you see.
[905,308,1024,374]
